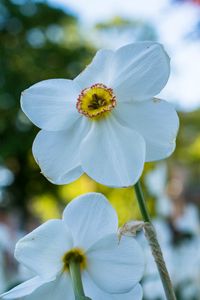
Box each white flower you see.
[1,193,144,300]
[21,42,179,187]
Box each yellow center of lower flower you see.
[76,83,116,119]
[62,248,87,272]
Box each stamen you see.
[76,83,116,119]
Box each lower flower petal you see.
[114,99,179,161]
[80,116,145,187]
[83,273,143,300]
[15,220,73,280]
[86,234,145,294]
[33,118,90,184]
[63,193,118,250]
[24,274,74,300]
[0,276,53,299]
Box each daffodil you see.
[1,193,144,300]
[21,42,179,187]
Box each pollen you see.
[76,83,116,119]
[62,248,87,272]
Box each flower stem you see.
[69,260,91,300]
[134,181,151,223]
[134,181,177,300]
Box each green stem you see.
[69,260,91,300]
[134,181,177,300]
[134,181,151,223]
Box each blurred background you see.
[0,0,200,299]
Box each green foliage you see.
[172,109,200,186]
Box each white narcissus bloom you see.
[1,193,145,300]
[21,42,179,187]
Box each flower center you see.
[62,248,87,272]
[76,83,116,119]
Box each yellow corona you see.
[76,83,116,119]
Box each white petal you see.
[24,274,74,300]
[86,234,145,294]
[33,118,90,184]
[21,79,80,131]
[0,276,52,299]
[114,99,179,161]
[80,116,145,187]
[109,42,170,102]
[83,273,143,300]
[63,193,118,250]
[74,49,114,89]
[15,220,73,280]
